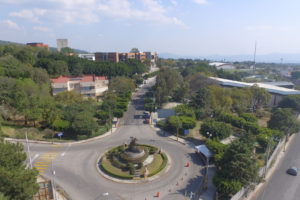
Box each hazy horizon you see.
[1,0,300,57]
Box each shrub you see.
[111,156,126,168]
[240,113,258,123]
[101,160,133,179]
[200,120,233,139]
[138,162,143,169]
[180,116,197,129]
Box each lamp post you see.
[206,132,212,177]
[109,106,112,134]
[25,130,33,169]
[176,114,180,141]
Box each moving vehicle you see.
[287,167,298,176]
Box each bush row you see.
[100,159,134,179]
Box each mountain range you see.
[159,52,300,64]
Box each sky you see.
[0,0,300,57]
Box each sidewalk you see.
[199,166,216,200]
[4,126,118,145]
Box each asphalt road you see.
[254,133,300,200]
[24,78,204,200]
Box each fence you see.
[230,138,285,200]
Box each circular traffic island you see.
[99,137,168,180]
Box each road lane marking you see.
[61,143,71,156]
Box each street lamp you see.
[206,132,212,176]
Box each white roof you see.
[209,62,226,67]
[210,77,300,96]
[195,145,214,158]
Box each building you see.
[26,42,49,49]
[262,81,295,89]
[95,51,158,64]
[78,53,95,61]
[95,52,119,63]
[56,39,68,52]
[210,77,300,106]
[50,75,108,98]
[209,62,236,70]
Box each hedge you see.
[101,159,134,179]
[139,144,158,154]
[148,153,168,177]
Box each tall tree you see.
[268,108,298,132]
[250,85,271,111]
[0,142,39,200]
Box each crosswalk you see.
[33,144,62,174]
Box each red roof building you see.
[50,75,108,98]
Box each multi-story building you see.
[78,53,95,61]
[95,52,119,63]
[50,75,109,98]
[56,39,68,52]
[95,51,158,64]
[26,42,49,49]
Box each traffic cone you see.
[157,192,160,197]
[186,162,190,167]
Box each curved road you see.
[26,79,204,200]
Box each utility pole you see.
[25,131,33,169]
[176,114,180,141]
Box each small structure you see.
[195,145,214,162]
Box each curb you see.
[149,124,187,145]
[4,127,118,145]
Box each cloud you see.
[193,0,208,4]
[98,0,185,27]
[170,0,177,6]
[9,8,46,23]
[33,26,50,32]
[0,19,20,29]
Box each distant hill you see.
[159,52,300,64]
[0,40,88,54]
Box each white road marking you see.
[31,154,39,162]
[61,143,71,156]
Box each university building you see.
[50,75,109,98]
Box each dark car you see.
[287,167,298,176]
[144,119,150,124]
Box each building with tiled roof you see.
[50,75,108,98]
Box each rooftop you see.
[210,77,300,96]
[51,75,107,84]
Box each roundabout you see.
[98,137,171,182]
[26,79,204,200]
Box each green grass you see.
[147,153,163,174]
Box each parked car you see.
[287,167,298,176]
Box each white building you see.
[209,62,236,70]
[210,77,300,106]
[56,39,68,52]
[51,75,108,98]
[78,53,95,61]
